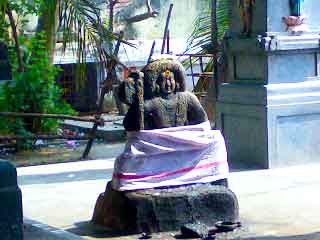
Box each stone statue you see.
[239,0,255,37]
[112,55,229,191]
[92,56,238,234]
[119,56,208,131]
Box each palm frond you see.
[58,0,134,90]
[183,0,231,97]
[60,0,134,63]
[60,0,108,63]
[186,0,231,54]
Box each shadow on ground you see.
[239,232,320,240]
[65,221,136,239]
[65,221,320,240]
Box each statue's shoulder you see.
[177,92,204,111]
[178,91,198,100]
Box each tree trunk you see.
[107,1,127,115]
[6,5,24,72]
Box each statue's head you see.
[142,56,186,99]
[157,69,176,95]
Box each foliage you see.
[0,34,76,146]
[1,0,132,90]
[1,0,124,55]
[0,17,9,43]
[57,0,133,66]
[8,0,42,15]
[0,0,42,28]
[182,0,231,95]
[0,0,135,149]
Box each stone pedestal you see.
[92,182,239,233]
[217,0,320,169]
[0,160,23,240]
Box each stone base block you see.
[92,182,138,233]
[92,182,239,233]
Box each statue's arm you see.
[186,92,208,125]
[118,78,135,105]
[123,104,140,131]
[142,100,156,130]
[118,78,139,131]
[122,100,155,131]
[118,72,145,131]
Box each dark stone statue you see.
[119,57,208,131]
[92,56,239,234]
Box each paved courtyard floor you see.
[18,146,320,239]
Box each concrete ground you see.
[18,145,320,239]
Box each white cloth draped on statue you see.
[112,121,229,191]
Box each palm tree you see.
[185,0,230,82]
[186,0,230,57]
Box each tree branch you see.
[146,0,153,12]
[124,0,158,23]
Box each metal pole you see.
[166,29,170,54]
[189,56,195,89]
[211,0,219,99]
[161,4,174,54]
[147,40,156,64]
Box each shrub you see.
[0,34,76,148]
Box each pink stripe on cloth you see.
[113,161,226,180]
